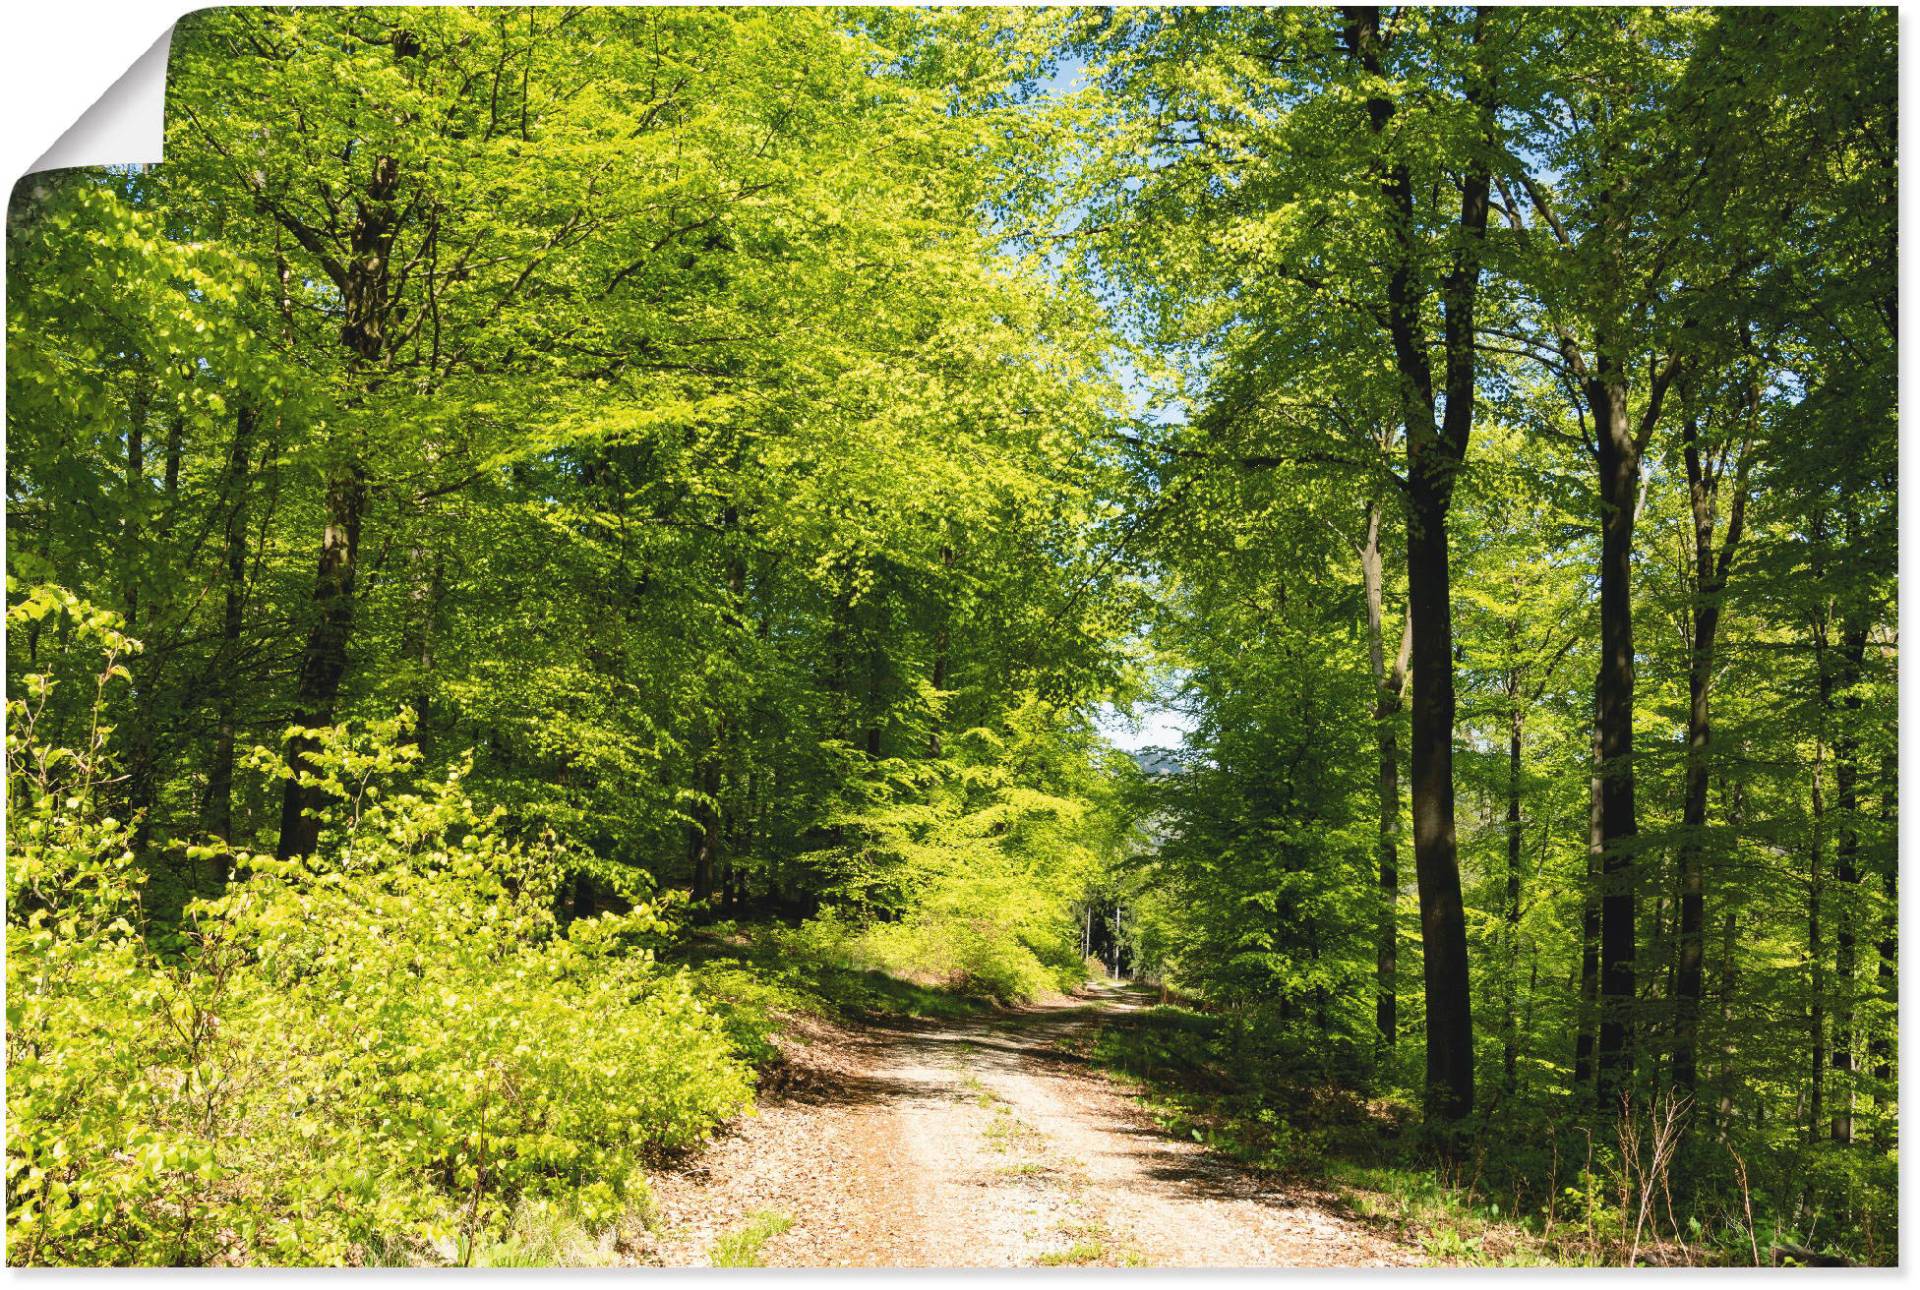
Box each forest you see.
[4,4,1897,1268]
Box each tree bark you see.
[1591,369,1640,1112]
[1830,618,1867,1143]
[1360,499,1410,1052]
[1809,733,1827,1143]
[1673,412,1750,1099]
[274,151,400,859]
[276,467,368,859]
[1344,3,1489,1122]
[1406,478,1474,1119]
[121,372,158,854]
[203,403,259,878]
[929,543,954,757]
[1502,687,1523,1095]
[1575,723,1602,1094]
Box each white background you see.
[3,0,180,183]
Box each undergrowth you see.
[1076,998,1886,1267]
[708,1209,794,1267]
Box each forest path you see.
[634,982,1415,1268]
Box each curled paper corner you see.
[28,25,174,177]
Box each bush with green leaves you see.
[6,589,752,1265]
[777,698,1129,1005]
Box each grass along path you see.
[632,982,1414,1268]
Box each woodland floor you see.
[631,982,1417,1268]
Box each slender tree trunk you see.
[274,152,399,859]
[1361,499,1410,1052]
[1503,688,1523,1095]
[276,467,368,859]
[1575,724,1602,1093]
[1872,751,1895,1150]
[930,543,953,758]
[1809,734,1827,1143]
[203,404,259,878]
[1674,414,1749,1100]
[1830,620,1867,1142]
[121,373,159,854]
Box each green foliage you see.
[6,604,750,1264]
[2,1,1897,1270]
[775,697,1129,1004]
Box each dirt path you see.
[633,982,1415,1268]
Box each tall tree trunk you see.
[121,372,158,854]
[1591,369,1640,1112]
[1344,3,1489,1121]
[274,151,399,859]
[1575,723,1602,1093]
[930,543,953,758]
[1673,413,1750,1100]
[1406,479,1474,1119]
[1361,499,1410,1052]
[203,404,259,879]
[276,467,368,859]
[1872,751,1895,1149]
[1830,619,1867,1143]
[1809,734,1827,1143]
[1502,686,1523,1095]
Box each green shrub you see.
[6,596,753,1265]
[778,888,1085,1006]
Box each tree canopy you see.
[5,4,1897,1268]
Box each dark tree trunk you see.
[1502,691,1523,1095]
[1673,413,1750,1100]
[1575,722,1603,1093]
[1809,735,1828,1143]
[276,467,368,859]
[274,151,400,860]
[1591,372,1640,1112]
[203,404,259,880]
[930,543,953,758]
[121,373,158,854]
[1830,619,1867,1143]
[1344,3,1489,1122]
[1406,479,1474,1120]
